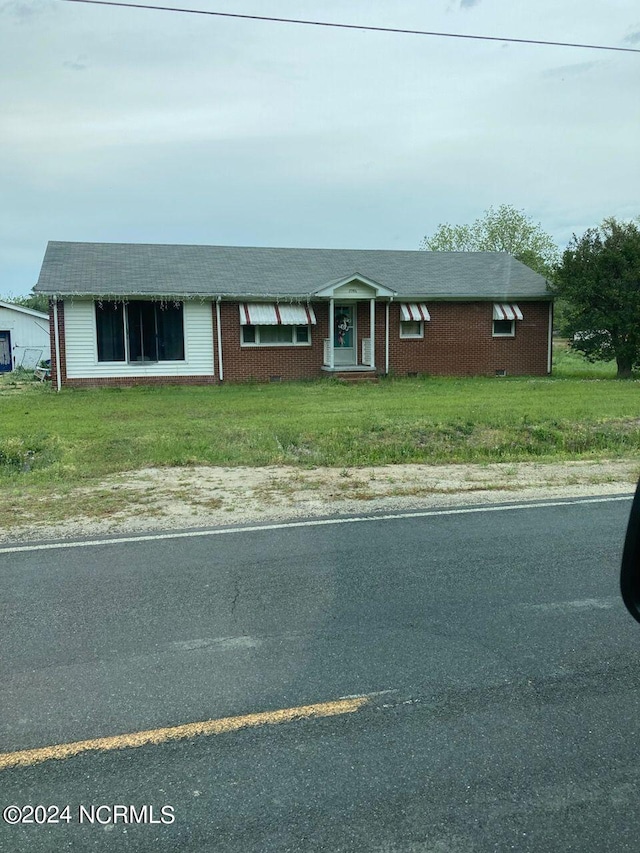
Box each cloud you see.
[445,0,480,11]
[624,30,640,44]
[541,62,597,79]
[63,56,89,72]
[0,0,52,20]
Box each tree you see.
[421,204,559,277]
[1,290,49,314]
[553,217,640,378]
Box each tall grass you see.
[1,370,639,487]
[552,340,617,379]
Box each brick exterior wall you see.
[48,299,66,386]
[387,301,550,377]
[50,298,551,387]
[47,300,56,380]
[217,300,550,381]
[217,301,329,382]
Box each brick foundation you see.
[62,375,219,388]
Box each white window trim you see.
[399,320,424,339]
[492,319,515,338]
[241,324,312,347]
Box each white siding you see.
[0,305,50,369]
[64,299,215,378]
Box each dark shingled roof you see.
[35,241,551,300]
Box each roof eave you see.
[35,290,552,301]
[35,290,321,301]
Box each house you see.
[34,241,553,389]
[0,300,50,373]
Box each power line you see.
[61,0,640,55]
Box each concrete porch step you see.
[327,371,379,383]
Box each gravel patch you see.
[2,459,639,543]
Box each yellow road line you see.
[0,696,370,771]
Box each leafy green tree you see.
[421,204,559,277]
[553,217,640,378]
[1,290,49,314]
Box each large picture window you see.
[96,300,185,362]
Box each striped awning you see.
[400,303,431,322]
[239,303,317,325]
[493,303,523,321]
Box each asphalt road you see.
[2,495,640,852]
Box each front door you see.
[334,304,356,366]
[0,331,11,372]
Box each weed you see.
[190,497,224,511]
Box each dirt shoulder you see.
[2,459,639,543]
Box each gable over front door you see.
[316,274,395,373]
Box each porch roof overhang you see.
[313,273,396,299]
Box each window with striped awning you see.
[239,303,317,326]
[400,303,431,322]
[492,304,523,321]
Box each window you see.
[241,325,311,346]
[492,304,522,337]
[155,302,185,360]
[127,301,184,361]
[95,300,185,362]
[492,319,515,337]
[399,304,429,339]
[242,324,256,344]
[239,303,316,346]
[127,301,157,361]
[400,320,424,339]
[96,302,125,362]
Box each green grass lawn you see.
[1,349,639,489]
[552,340,617,378]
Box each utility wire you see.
[61,0,640,55]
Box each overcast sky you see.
[2,0,639,296]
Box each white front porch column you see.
[369,298,376,370]
[329,297,335,369]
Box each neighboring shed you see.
[0,300,50,373]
